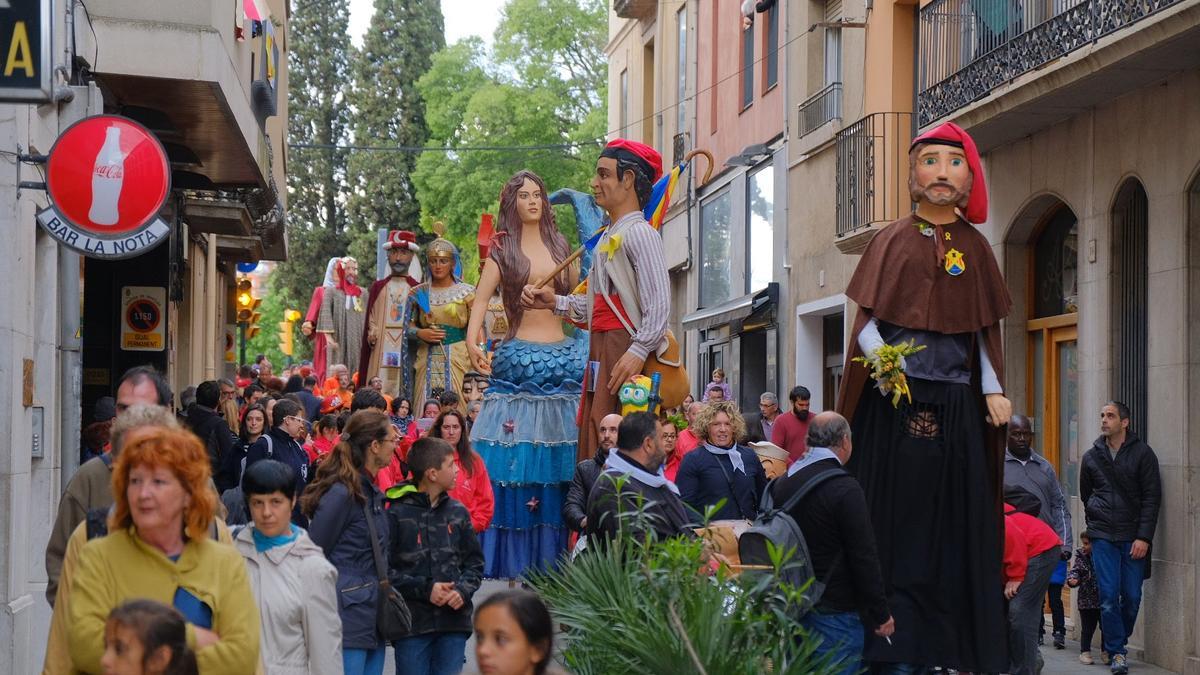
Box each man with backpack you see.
[766,411,892,673]
[185,380,238,492]
[1080,401,1161,675]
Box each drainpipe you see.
[204,235,217,379]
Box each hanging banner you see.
[36,115,172,260]
[121,286,166,352]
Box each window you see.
[1111,179,1148,439]
[620,69,629,135]
[676,7,687,135]
[1033,207,1078,318]
[741,24,754,109]
[700,190,733,307]
[747,165,774,292]
[764,5,779,89]
[824,27,842,86]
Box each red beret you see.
[910,122,988,224]
[384,230,419,251]
[602,138,663,182]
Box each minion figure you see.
[619,375,657,416]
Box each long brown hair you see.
[110,426,217,540]
[491,170,572,337]
[429,409,478,477]
[301,409,392,516]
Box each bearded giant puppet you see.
[836,122,1012,672]
[317,256,367,377]
[358,230,421,396]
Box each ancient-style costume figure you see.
[412,226,475,412]
[301,258,339,382]
[357,230,421,397]
[837,122,1012,672]
[317,257,366,377]
[467,171,587,578]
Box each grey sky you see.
[348,0,508,47]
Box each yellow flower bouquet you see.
[852,339,927,407]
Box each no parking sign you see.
[121,286,166,351]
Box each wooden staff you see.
[534,148,715,290]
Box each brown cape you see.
[357,274,418,387]
[836,214,1013,522]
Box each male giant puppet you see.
[837,122,1012,672]
[358,230,421,394]
[522,139,671,461]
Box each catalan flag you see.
[644,160,686,230]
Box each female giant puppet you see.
[412,225,476,412]
[837,122,1012,672]
[467,170,587,578]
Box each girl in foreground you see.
[473,590,561,675]
[102,600,198,675]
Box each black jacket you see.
[184,404,237,490]
[563,455,605,533]
[297,390,323,422]
[774,457,890,626]
[586,452,694,544]
[742,412,775,444]
[676,444,766,521]
[247,428,312,527]
[1080,433,1162,543]
[386,483,484,637]
[308,474,390,650]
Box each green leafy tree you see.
[411,0,608,282]
[275,0,354,317]
[245,272,304,368]
[346,0,445,281]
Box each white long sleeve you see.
[978,333,1002,395]
[857,317,885,356]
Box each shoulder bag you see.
[361,498,412,639]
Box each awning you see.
[682,283,778,332]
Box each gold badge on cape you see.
[944,248,966,276]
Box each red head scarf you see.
[334,258,363,297]
[910,122,988,224]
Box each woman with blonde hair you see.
[675,400,766,522]
[68,425,259,673]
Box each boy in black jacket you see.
[386,437,484,675]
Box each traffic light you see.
[278,321,294,357]
[236,275,263,362]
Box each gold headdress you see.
[426,221,457,261]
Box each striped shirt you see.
[554,210,670,361]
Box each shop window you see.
[1033,206,1078,318]
[700,189,733,307]
[747,165,774,292]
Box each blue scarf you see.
[252,523,300,552]
[604,448,680,495]
[787,446,841,476]
[703,442,746,474]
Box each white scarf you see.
[786,446,841,476]
[703,442,745,474]
[604,448,680,495]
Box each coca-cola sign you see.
[36,115,172,259]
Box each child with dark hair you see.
[473,589,558,675]
[385,437,484,675]
[103,599,199,675]
[1069,531,1105,665]
[305,414,341,465]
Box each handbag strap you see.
[711,450,754,521]
[361,496,389,585]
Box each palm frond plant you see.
[527,478,840,675]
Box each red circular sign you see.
[46,115,170,237]
[126,299,161,333]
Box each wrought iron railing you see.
[919,0,1184,126]
[798,82,843,137]
[835,112,914,238]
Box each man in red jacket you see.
[1004,489,1063,675]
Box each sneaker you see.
[1111,654,1128,674]
[1054,631,1066,649]
[1102,652,1112,665]
[1080,652,1094,665]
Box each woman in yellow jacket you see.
[67,425,260,674]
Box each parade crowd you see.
[47,134,1165,675]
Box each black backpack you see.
[738,467,845,612]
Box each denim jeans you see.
[800,610,866,675]
[1008,548,1058,675]
[393,632,469,675]
[1091,538,1146,657]
[343,647,387,675]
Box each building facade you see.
[0,0,288,670]
[606,0,789,410]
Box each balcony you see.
[798,83,843,138]
[919,0,1190,130]
[835,112,913,254]
[613,0,657,20]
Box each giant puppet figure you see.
[837,122,1012,672]
[301,257,339,381]
[357,230,421,395]
[411,224,476,412]
[522,139,672,462]
[467,170,588,578]
[317,256,367,377]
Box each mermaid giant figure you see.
[467,170,588,578]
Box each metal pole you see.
[239,322,246,366]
